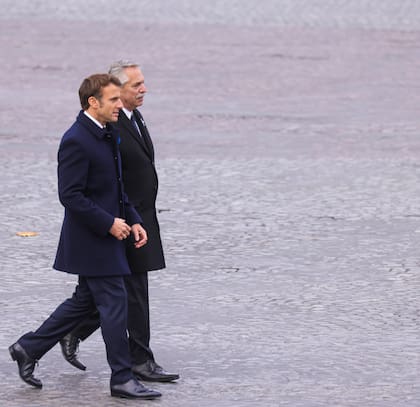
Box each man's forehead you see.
[101,84,121,97]
[126,67,143,80]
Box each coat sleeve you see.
[57,137,115,236]
[124,194,143,226]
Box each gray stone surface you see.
[1,2,420,406]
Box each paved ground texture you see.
[1,1,420,406]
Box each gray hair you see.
[108,60,140,85]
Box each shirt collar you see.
[83,110,105,129]
[122,107,135,120]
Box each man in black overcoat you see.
[60,61,179,382]
[9,74,161,399]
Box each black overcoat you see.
[115,109,166,272]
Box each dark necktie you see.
[130,114,143,140]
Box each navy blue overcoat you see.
[53,111,142,277]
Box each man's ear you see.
[88,96,99,109]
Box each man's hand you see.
[109,218,131,240]
[131,223,148,248]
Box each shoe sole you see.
[135,374,180,382]
[66,358,87,371]
[9,346,17,361]
[111,391,161,399]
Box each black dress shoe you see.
[59,333,86,371]
[111,378,162,399]
[9,342,42,388]
[132,360,180,382]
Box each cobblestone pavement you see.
[2,2,420,406]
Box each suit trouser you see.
[70,271,154,365]
[18,275,133,385]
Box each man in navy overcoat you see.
[9,74,161,399]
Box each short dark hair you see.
[78,74,121,110]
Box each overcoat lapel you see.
[118,110,151,158]
[133,109,155,161]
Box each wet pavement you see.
[2,2,420,406]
